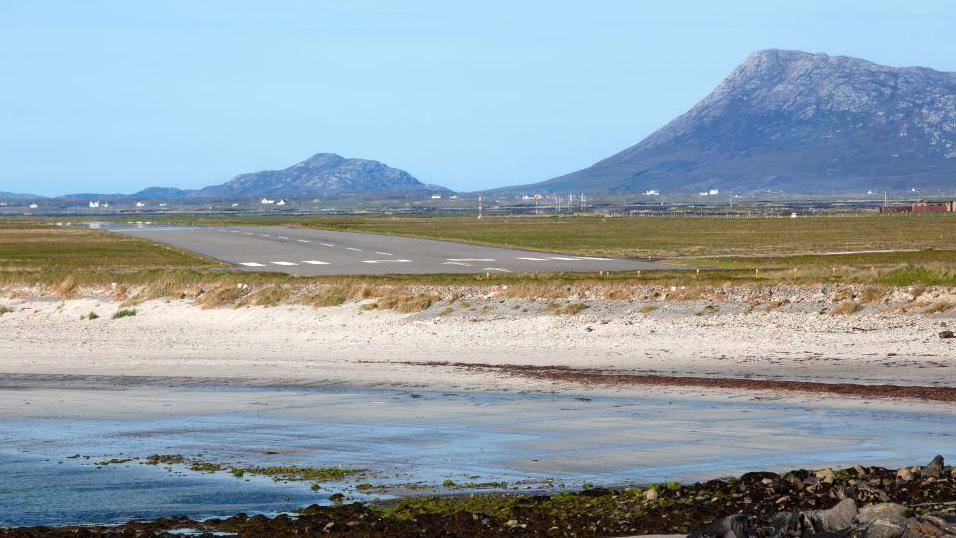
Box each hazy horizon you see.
[3,1,955,197]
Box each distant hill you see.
[0,191,45,199]
[193,153,446,198]
[505,49,956,194]
[58,153,448,200]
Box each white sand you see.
[1,294,953,392]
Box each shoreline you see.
[2,457,953,536]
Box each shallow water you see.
[1,383,954,527]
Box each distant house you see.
[430,194,442,200]
[89,200,100,208]
[261,198,275,205]
[135,201,146,208]
[644,189,660,196]
[276,199,286,206]
[880,200,954,214]
[29,203,38,209]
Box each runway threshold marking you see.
[271,261,298,266]
[302,260,329,265]
[239,262,266,267]
[362,259,412,264]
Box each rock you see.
[761,477,775,485]
[812,498,858,532]
[896,468,916,482]
[864,518,906,538]
[939,330,955,339]
[688,514,755,538]
[853,465,867,478]
[776,495,791,505]
[643,488,659,501]
[903,512,956,537]
[857,503,910,526]
[815,468,836,483]
[923,455,945,479]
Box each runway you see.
[113,224,677,275]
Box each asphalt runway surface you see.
[113,224,677,275]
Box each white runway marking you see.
[362,259,412,264]
[244,232,255,235]
[320,243,335,247]
[302,260,329,265]
[271,261,298,266]
[345,247,362,252]
[576,256,613,261]
[446,258,496,262]
[516,257,548,261]
[260,234,271,237]
[549,256,586,261]
[374,252,394,256]
[229,230,239,233]
[278,236,289,240]
[297,239,311,243]
[239,262,266,267]
[442,261,472,266]
[482,267,512,272]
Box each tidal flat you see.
[1,377,954,528]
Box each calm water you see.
[1,384,954,527]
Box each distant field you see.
[0,215,955,288]
[0,225,218,272]
[14,213,956,258]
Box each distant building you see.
[261,198,275,205]
[430,194,442,200]
[644,189,660,196]
[89,200,100,208]
[880,200,955,214]
[276,199,286,206]
[135,201,146,208]
[29,203,38,209]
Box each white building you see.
[709,188,720,195]
[430,194,442,200]
[89,200,100,208]
[261,198,275,205]
[644,189,660,196]
[276,199,286,206]
[135,201,146,208]
[29,203,38,209]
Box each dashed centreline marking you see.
[320,243,335,247]
[302,260,329,265]
[278,236,290,240]
[297,239,311,243]
[239,262,266,267]
[345,247,362,252]
[271,261,298,266]
[375,252,394,256]
[362,259,412,264]
[516,257,549,261]
[447,258,496,262]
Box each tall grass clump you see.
[198,285,247,309]
[830,301,863,316]
[112,308,137,319]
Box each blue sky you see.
[2,1,955,196]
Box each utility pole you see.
[478,194,483,220]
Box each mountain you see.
[194,153,446,198]
[0,191,45,199]
[515,50,956,194]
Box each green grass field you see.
[1,214,955,289]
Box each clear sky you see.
[2,1,955,196]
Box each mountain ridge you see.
[502,49,956,194]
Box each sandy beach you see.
[1,286,954,392]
